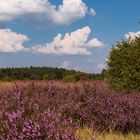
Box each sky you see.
[0,0,140,73]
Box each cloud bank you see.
[0,0,95,26]
[0,27,105,55]
[32,26,105,55]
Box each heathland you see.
[0,81,139,139]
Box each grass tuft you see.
[76,127,140,140]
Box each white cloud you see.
[89,8,96,16]
[0,0,45,22]
[0,29,29,52]
[0,27,105,55]
[54,0,87,25]
[0,0,94,26]
[125,31,140,40]
[87,38,104,47]
[32,26,105,55]
[60,60,71,69]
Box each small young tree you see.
[106,36,140,91]
[43,74,49,80]
[3,75,12,82]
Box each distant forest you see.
[0,67,105,81]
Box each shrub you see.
[42,74,49,80]
[0,81,140,138]
[62,73,89,83]
[106,36,140,91]
[2,75,12,82]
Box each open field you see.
[0,81,140,139]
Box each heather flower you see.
[0,81,139,139]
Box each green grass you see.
[76,127,140,140]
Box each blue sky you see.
[0,0,140,73]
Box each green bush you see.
[62,73,89,83]
[106,36,140,91]
[2,75,12,82]
[43,74,49,80]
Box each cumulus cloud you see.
[0,0,95,26]
[0,0,45,22]
[0,27,105,55]
[32,26,105,55]
[87,38,104,47]
[0,29,29,53]
[60,60,71,69]
[125,31,140,40]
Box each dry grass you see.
[76,127,140,140]
[0,81,15,89]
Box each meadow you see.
[0,81,140,139]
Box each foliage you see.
[0,67,103,81]
[62,73,89,83]
[2,75,12,82]
[106,37,140,91]
[0,81,140,139]
[42,74,49,80]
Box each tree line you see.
[0,66,104,81]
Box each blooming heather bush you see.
[0,81,140,139]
